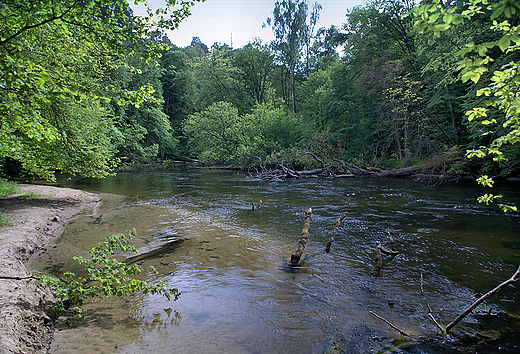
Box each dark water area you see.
[32,166,519,353]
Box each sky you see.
[133,0,366,49]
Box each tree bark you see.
[290,208,312,265]
[290,62,296,113]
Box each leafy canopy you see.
[0,0,202,180]
[411,0,519,212]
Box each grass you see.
[0,178,18,228]
[0,178,53,228]
[0,178,18,197]
[0,214,13,228]
[20,191,53,199]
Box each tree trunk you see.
[290,208,312,265]
[290,62,296,114]
[393,117,403,161]
[445,85,459,140]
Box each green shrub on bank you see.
[33,230,179,319]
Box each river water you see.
[32,166,519,353]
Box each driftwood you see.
[325,212,347,253]
[444,265,520,333]
[371,232,399,277]
[302,151,325,169]
[290,208,312,265]
[251,151,351,180]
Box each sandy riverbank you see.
[0,184,100,354]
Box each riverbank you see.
[0,184,100,354]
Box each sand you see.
[0,184,100,354]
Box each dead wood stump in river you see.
[371,232,399,277]
[290,208,312,265]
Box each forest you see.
[1,0,519,183]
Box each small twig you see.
[427,304,445,333]
[420,273,424,296]
[369,311,411,337]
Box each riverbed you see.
[32,167,520,353]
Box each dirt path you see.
[0,184,100,354]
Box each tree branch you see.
[445,265,520,333]
[0,0,80,46]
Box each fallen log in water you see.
[325,212,347,253]
[290,208,312,265]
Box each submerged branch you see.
[371,234,399,277]
[369,311,412,337]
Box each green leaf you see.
[452,15,464,24]
[497,36,511,51]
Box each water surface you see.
[33,167,519,353]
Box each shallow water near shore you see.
[32,166,519,353]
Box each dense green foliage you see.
[1,0,519,182]
[411,0,520,210]
[34,231,180,318]
[0,0,201,180]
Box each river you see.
[31,166,519,353]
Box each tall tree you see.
[266,0,321,113]
[233,41,275,107]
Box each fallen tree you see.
[444,265,520,334]
[249,151,354,180]
[290,208,312,265]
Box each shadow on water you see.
[32,167,520,353]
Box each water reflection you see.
[34,167,520,352]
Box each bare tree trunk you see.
[404,113,408,163]
[290,208,312,265]
[445,85,459,140]
[290,62,296,114]
[393,118,403,161]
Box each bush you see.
[33,230,179,318]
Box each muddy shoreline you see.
[0,184,100,354]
